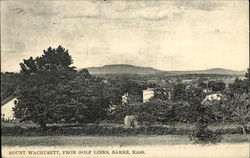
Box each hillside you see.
[168,68,245,75]
[85,64,163,75]
[83,65,245,76]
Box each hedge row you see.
[1,125,248,136]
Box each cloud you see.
[1,0,247,72]
[60,1,171,22]
[9,8,26,14]
[9,7,59,17]
[174,1,224,11]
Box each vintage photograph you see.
[1,0,249,158]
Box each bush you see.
[190,123,223,144]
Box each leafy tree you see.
[197,81,207,89]
[224,93,250,135]
[137,99,172,125]
[153,84,173,101]
[202,100,230,123]
[104,79,144,105]
[208,80,226,91]
[108,103,140,123]
[172,83,187,101]
[14,46,77,129]
[68,70,110,123]
[172,101,194,123]
[190,100,223,144]
[1,72,20,100]
[185,85,204,104]
[228,78,249,95]
[127,94,142,104]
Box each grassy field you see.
[1,134,249,146]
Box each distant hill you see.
[85,64,163,75]
[83,64,245,76]
[168,68,245,75]
[199,68,245,75]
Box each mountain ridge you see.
[85,64,162,75]
[83,64,245,75]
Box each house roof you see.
[1,95,16,106]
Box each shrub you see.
[190,123,223,144]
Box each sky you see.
[1,0,249,72]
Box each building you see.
[203,88,212,93]
[124,115,139,127]
[1,96,18,121]
[121,93,129,104]
[203,92,222,101]
[182,79,193,83]
[142,88,154,103]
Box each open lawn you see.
[1,134,249,146]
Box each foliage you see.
[14,46,109,129]
[208,80,226,91]
[108,103,140,123]
[202,100,230,123]
[1,72,20,100]
[104,78,146,105]
[153,84,173,101]
[197,80,207,89]
[228,78,249,95]
[223,93,250,135]
[190,105,223,144]
[1,123,248,137]
[190,125,223,144]
[172,83,187,101]
[14,46,77,129]
[135,99,197,124]
[67,69,110,123]
[136,99,165,125]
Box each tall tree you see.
[14,46,76,129]
[172,83,187,101]
[68,69,110,123]
[1,72,20,100]
[224,93,250,135]
[208,80,226,91]
[228,78,249,95]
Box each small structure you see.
[182,79,193,83]
[203,92,222,101]
[121,93,129,104]
[124,115,139,127]
[1,96,18,121]
[143,88,154,103]
[203,88,212,93]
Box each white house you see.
[203,88,212,93]
[143,88,154,103]
[1,96,18,121]
[203,92,222,101]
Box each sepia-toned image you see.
[1,0,249,158]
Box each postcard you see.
[1,0,249,158]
